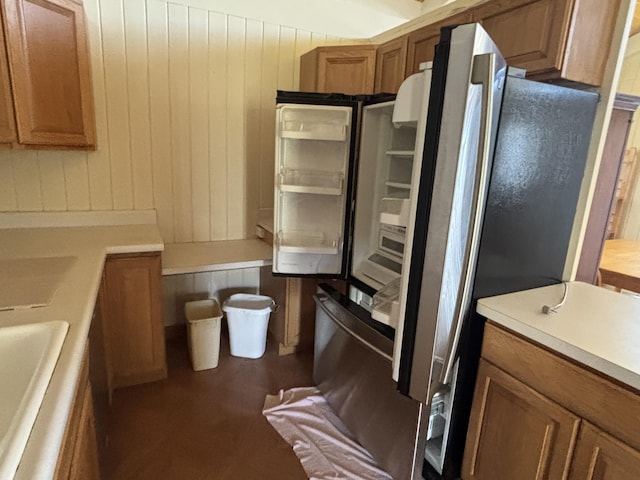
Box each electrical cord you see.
[541,282,568,314]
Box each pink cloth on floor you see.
[262,387,393,480]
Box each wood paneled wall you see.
[163,268,260,326]
[0,0,348,243]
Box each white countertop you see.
[0,223,163,480]
[477,282,640,392]
[162,239,272,275]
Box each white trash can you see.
[222,294,276,359]
[185,299,223,371]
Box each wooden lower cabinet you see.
[54,348,100,480]
[569,422,640,480]
[463,360,579,479]
[462,323,640,480]
[103,252,166,389]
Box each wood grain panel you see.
[99,0,133,210]
[38,151,68,210]
[0,17,16,143]
[0,154,17,210]
[105,253,166,388]
[226,16,246,240]
[208,11,228,241]
[2,0,345,243]
[189,7,210,242]
[83,0,113,211]
[569,422,640,480]
[463,359,579,479]
[482,322,640,453]
[63,153,90,210]
[124,0,154,211]
[168,3,193,243]
[245,20,264,240]
[375,36,408,93]
[3,0,95,146]
[259,23,280,217]
[147,0,174,242]
[12,152,42,210]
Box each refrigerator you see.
[273,23,598,480]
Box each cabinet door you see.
[405,12,472,77]
[569,422,640,480]
[309,46,377,94]
[462,360,580,480]
[105,253,166,388]
[470,0,573,77]
[470,0,619,85]
[2,0,96,147]
[0,23,15,143]
[374,36,408,94]
[69,381,101,480]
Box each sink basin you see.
[0,321,69,479]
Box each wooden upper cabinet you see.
[462,359,580,479]
[569,422,640,480]
[0,25,15,143]
[2,0,96,148]
[300,45,377,94]
[374,36,408,94]
[470,0,620,86]
[406,12,473,77]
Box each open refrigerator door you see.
[273,102,354,276]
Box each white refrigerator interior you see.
[349,69,431,331]
[349,103,414,326]
[274,104,352,274]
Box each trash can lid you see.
[222,293,274,312]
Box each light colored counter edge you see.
[476,301,640,393]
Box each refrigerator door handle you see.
[439,53,497,386]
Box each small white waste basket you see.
[222,294,276,359]
[185,299,223,371]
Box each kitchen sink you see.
[0,321,69,479]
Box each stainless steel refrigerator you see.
[273,23,598,480]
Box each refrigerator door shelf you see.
[393,71,429,126]
[352,253,401,289]
[380,198,410,227]
[371,299,399,327]
[277,231,340,255]
[384,181,411,190]
[279,105,351,142]
[371,278,401,328]
[279,169,344,195]
[385,150,414,156]
[280,124,347,142]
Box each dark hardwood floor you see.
[103,330,313,480]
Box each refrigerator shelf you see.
[380,198,410,227]
[385,150,414,156]
[385,181,411,190]
[280,121,347,141]
[279,170,344,195]
[277,231,340,255]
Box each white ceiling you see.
[168,0,458,38]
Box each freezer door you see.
[393,23,507,403]
[273,103,357,276]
